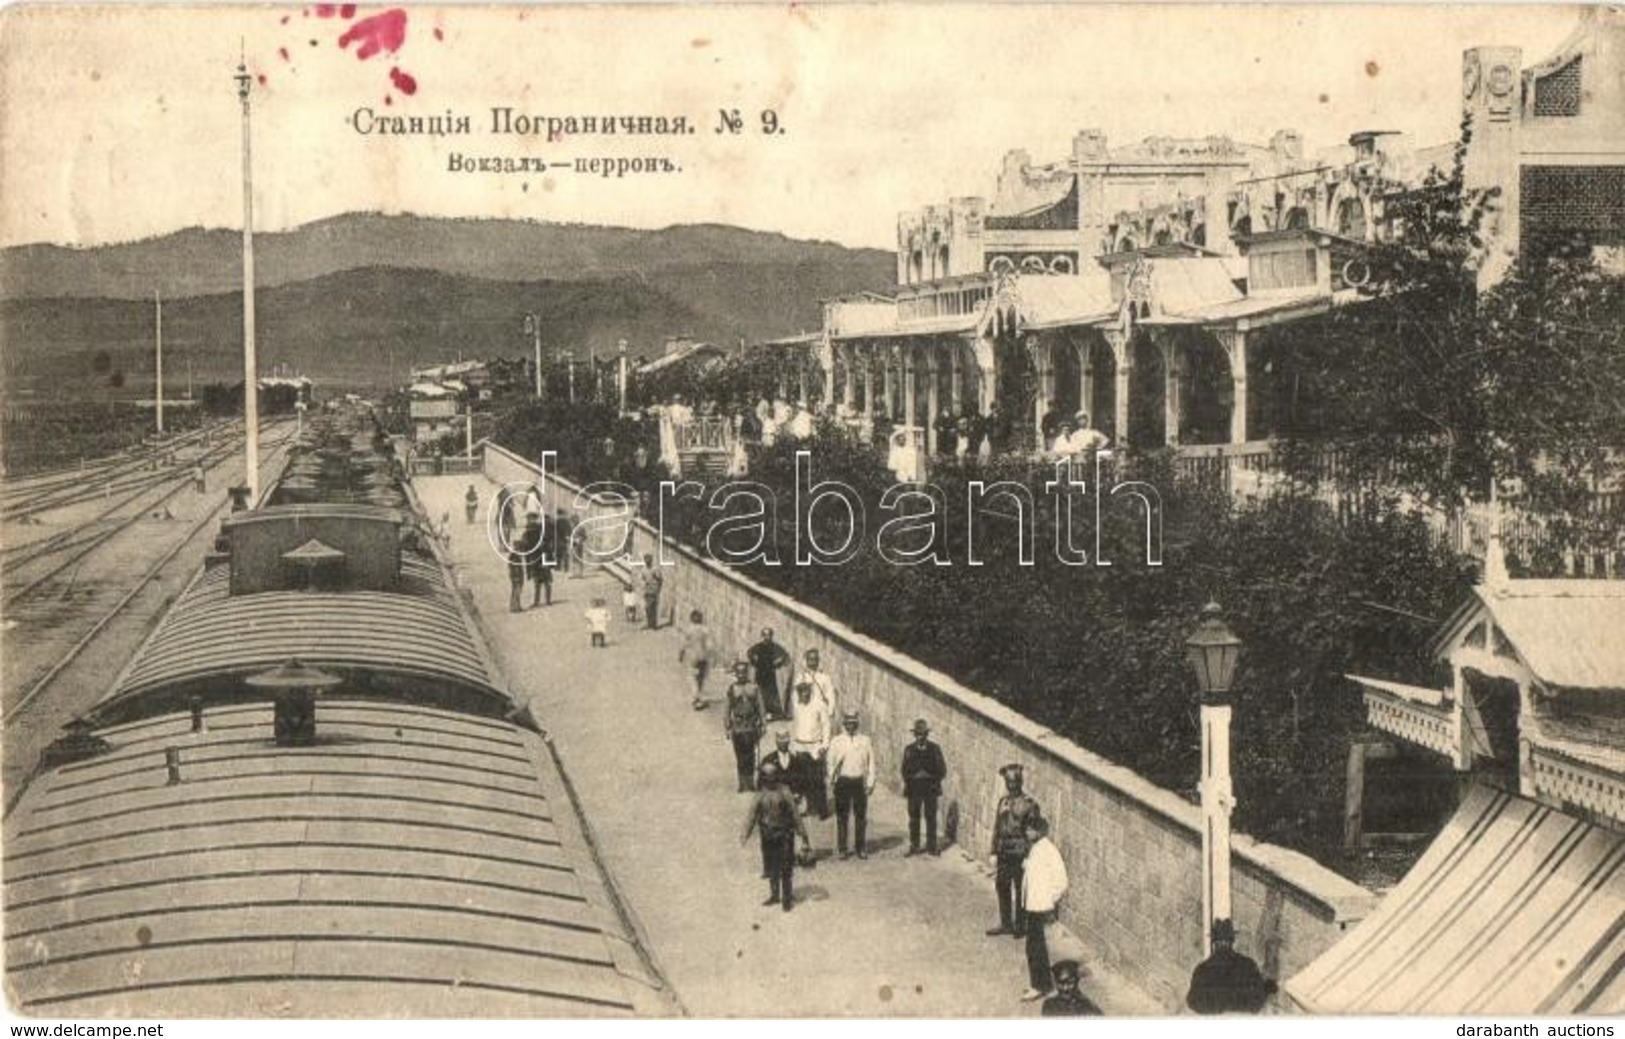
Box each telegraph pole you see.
[236,55,260,503]
[154,290,164,433]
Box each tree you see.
[1269,121,1625,542]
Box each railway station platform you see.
[418,475,1164,1018]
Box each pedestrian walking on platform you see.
[724,662,767,792]
[740,761,809,911]
[902,718,947,856]
[679,609,715,710]
[827,709,875,859]
[988,763,1041,938]
[505,519,535,614]
[1019,814,1067,1002]
[640,554,664,629]
[796,648,839,716]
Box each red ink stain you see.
[280,14,290,24]
[384,94,393,105]
[338,9,407,60]
[302,8,309,16]
[433,27,443,41]
[314,3,337,16]
[257,73,268,86]
[340,4,356,18]
[389,66,417,95]
[278,47,290,61]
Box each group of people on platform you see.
[716,626,1272,1014]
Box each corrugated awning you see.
[1286,786,1625,1014]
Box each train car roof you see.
[4,699,658,1017]
[95,539,509,726]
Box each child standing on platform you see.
[586,598,612,648]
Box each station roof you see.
[3,700,648,1017]
[1286,785,1625,1014]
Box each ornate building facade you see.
[783,9,1623,466]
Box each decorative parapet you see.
[1527,742,1625,830]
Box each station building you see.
[772,8,1624,466]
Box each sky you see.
[0,3,1581,251]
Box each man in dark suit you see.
[901,718,947,856]
[1186,919,1277,1014]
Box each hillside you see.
[0,212,893,306]
[0,267,730,397]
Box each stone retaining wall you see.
[483,443,1376,1009]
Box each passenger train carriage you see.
[4,413,662,1017]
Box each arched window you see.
[910,250,924,283]
[1232,215,1252,237]
[1191,223,1207,247]
[989,256,1015,277]
[1021,256,1047,274]
[1336,197,1367,239]
[1153,229,1173,246]
[1284,207,1311,231]
[938,245,951,278]
[1117,235,1138,253]
[1049,255,1075,275]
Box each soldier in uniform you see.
[987,763,1040,937]
[740,760,811,911]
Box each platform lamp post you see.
[523,313,542,398]
[617,338,629,415]
[565,350,576,404]
[1185,601,1243,958]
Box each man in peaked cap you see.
[901,718,947,856]
[987,763,1041,937]
[1043,960,1103,1016]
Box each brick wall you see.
[484,442,1376,1009]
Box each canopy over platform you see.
[1286,786,1625,1014]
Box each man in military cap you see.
[1042,961,1103,1016]
[987,763,1040,937]
[740,760,810,912]
[1186,919,1277,1014]
[901,718,947,856]
[723,662,767,792]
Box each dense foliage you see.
[491,396,1474,869]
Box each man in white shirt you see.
[788,680,831,819]
[798,649,839,716]
[827,709,876,859]
[1020,815,1069,1002]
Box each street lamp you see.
[565,349,576,403]
[617,338,629,415]
[523,314,542,397]
[1185,601,1242,958]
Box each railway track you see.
[0,432,262,602]
[1,423,233,522]
[1,423,294,733]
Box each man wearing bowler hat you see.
[988,763,1041,937]
[901,718,947,856]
